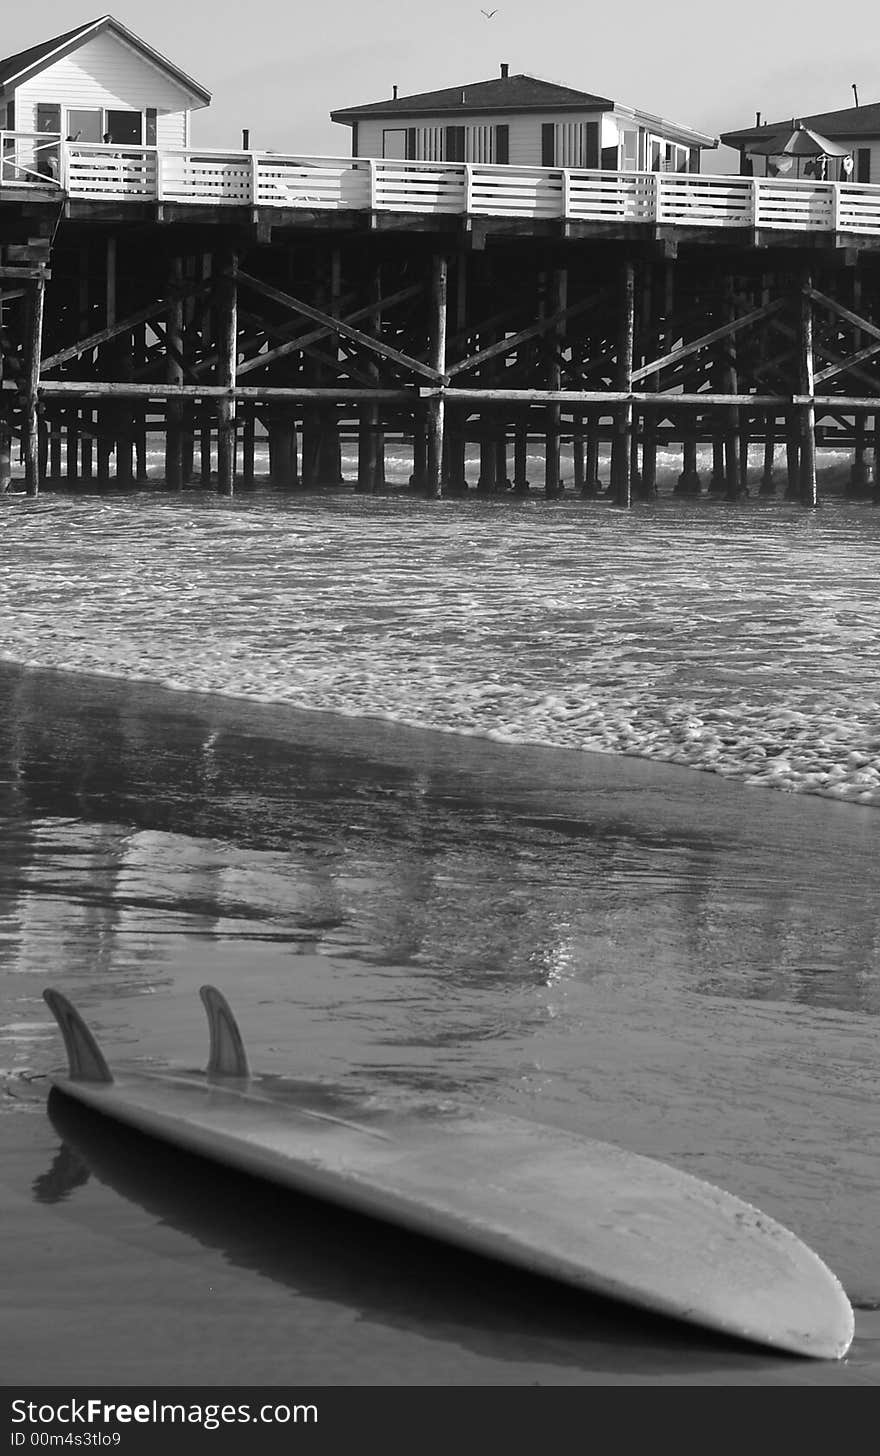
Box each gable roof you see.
[722,101,880,148]
[0,14,211,105]
[331,73,615,122]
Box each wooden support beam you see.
[0,422,11,492]
[425,254,448,498]
[631,296,786,384]
[806,286,880,346]
[723,279,742,501]
[40,282,214,373]
[799,276,817,508]
[357,266,384,494]
[165,257,185,490]
[235,269,443,384]
[545,267,566,499]
[448,287,605,379]
[612,261,635,507]
[234,283,421,379]
[216,250,238,496]
[24,276,45,495]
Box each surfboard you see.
[43,985,854,1360]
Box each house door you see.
[35,102,61,179]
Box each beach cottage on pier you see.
[330,66,717,172]
[721,103,880,183]
[0,14,210,181]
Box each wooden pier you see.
[2,140,880,503]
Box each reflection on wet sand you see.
[1,661,879,1017]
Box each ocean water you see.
[2,469,880,806]
[1,471,879,1385]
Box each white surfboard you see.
[43,985,854,1360]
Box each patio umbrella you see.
[748,122,850,158]
[748,122,851,179]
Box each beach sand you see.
[1,662,878,1385]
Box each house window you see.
[66,109,103,142]
[106,111,142,145]
[382,128,408,159]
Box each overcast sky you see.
[3,1,874,166]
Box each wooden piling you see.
[165,256,184,489]
[611,261,635,507]
[513,419,530,492]
[545,268,566,498]
[799,275,817,508]
[760,412,776,494]
[216,250,238,496]
[23,274,45,495]
[425,253,447,498]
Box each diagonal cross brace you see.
[447,289,609,379]
[806,286,880,347]
[235,283,423,379]
[40,281,214,373]
[630,296,787,384]
[235,269,443,383]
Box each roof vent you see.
[755,110,761,126]
[460,89,466,104]
[392,84,398,100]
[500,63,509,78]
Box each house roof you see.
[0,14,211,105]
[721,101,880,148]
[331,73,615,122]
[331,72,717,147]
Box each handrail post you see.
[59,137,69,191]
[250,150,259,207]
[832,181,841,233]
[368,157,377,211]
[155,145,164,202]
[464,162,474,214]
[750,176,759,228]
[654,172,664,223]
[562,167,572,219]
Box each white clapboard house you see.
[0,13,210,182]
[331,66,717,173]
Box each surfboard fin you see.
[200,985,250,1079]
[43,990,113,1084]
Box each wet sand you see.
[1,662,879,1385]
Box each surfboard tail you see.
[43,990,113,1084]
[199,985,250,1079]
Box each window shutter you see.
[600,145,617,170]
[585,122,599,169]
[145,108,157,146]
[856,148,871,183]
[407,127,417,160]
[495,124,509,165]
[541,122,555,166]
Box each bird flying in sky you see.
[481,8,498,17]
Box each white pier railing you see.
[2,134,880,237]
